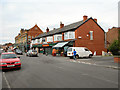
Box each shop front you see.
[52,40,75,56]
[32,43,56,55]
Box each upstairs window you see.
[64,31,75,40]
[42,38,46,43]
[47,36,53,42]
[54,34,62,41]
[28,36,31,39]
[90,31,93,40]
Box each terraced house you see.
[15,24,43,52]
[31,15,107,55]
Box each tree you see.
[108,40,120,55]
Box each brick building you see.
[15,24,43,52]
[32,15,106,55]
[106,27,120,48]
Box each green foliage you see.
[108,40,120,55]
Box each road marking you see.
[3,72,11,90]
[67,60,119,70]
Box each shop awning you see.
[53,42,69,48]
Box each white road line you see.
[3,72,11,90]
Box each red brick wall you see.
[107,27,119,47]
[75,19,106,55]
[27,25,43,41]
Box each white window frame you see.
[90,31,93,40]
[47,36,53,42]
[54,34,62,41]
[64,31,75,40]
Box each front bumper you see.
[0,64,21,70]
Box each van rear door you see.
[67,47,73,56]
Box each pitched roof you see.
[32,20,84,40]
[32,17,104,40]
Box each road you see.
[2,54,118,88]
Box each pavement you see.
[43,54,119,70]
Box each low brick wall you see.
[114,57,120,63]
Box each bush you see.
[108,40,120,55]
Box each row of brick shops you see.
[31,15,107,55]
[32,40,75,56]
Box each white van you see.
[67,47,93,58]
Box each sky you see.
[0,0,119,45]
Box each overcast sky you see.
[0,0,119,44]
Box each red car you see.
[0,52,21,70]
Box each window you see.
[39,38,42,43]
[64,31,75,40]
[67,48,72,51]
[69,32,75,39]
[90,31,93,40]
[54,34,62,41]
[42,38,46,42]
[37,39,40,43]
[32,36,34,39]
[28,36,31,39]
[85,48,89,51]
[47,36,53,42]
[64,32,68,40]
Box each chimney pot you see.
[60,22,64,28]
[83,15,88,22]
[46,27,49,33]
[108,29,111,32]
[94,18,97,22]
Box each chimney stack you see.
[60,22,64,28]
[46,27,49,33]
[108,28,111,32]
[83,15,88,22]
[94,18,97,22]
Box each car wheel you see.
[70,57,73,59]
[17,67,21,70]
[89,54,92,58]
[76,55,79,59]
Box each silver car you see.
[26,50,38,57]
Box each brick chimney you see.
[83,15,88,22]
[108,28,111,32]
[60,22,64,28]
[94,18,97,22]
[46,27,49,33]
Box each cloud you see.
[0,0,119,44]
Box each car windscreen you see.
[1,54,17,59]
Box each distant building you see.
[31,15,106,55]
[15,24,43,52]
[106,27,120,48]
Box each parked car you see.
[67,47,93,58]
[15,49,23,55]
[26,50,38,57]
[0,52,21,71]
